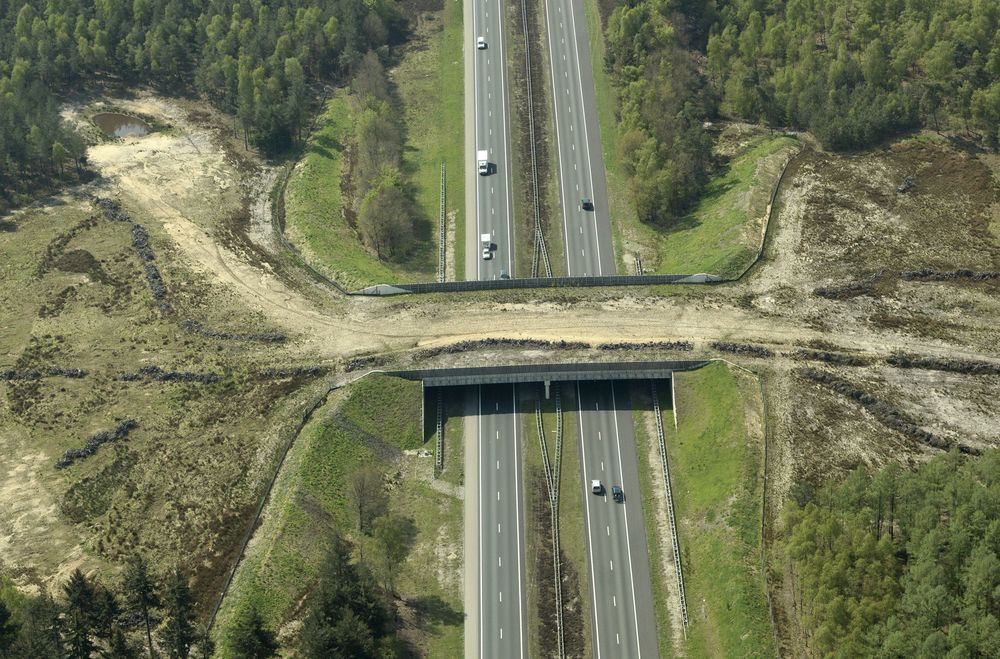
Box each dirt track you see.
[65,96,1000,485]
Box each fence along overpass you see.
[390,360,708,388]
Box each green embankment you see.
[581,0,797,277]
[283,0,464,290]
[670,362,775,657]
[655,135,799,278]
[215,375,463,656]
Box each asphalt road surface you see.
[544,0,615,276]
[478,384,527,658]
[473,0,515,280]
[576,381,659,658]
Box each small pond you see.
[92,112,151,138]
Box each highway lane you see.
[576,381,658,658]
[544,0,615,276]
[478,384,527,658]
[473,0,515,279]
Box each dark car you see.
[581,197,594,211]
[611,485,624,503]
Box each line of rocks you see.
[813,273,882,300]
[344,354,390,372]
[901,269,1000,282]
[799,368,979,455]
[118,365,221,384]
[887,354,1000,376]
[711,341,774,358]
[414,338,589,360]
[0,370,42,380]
[597,340,693,351]
[95,197,170,310]
[181,320,286,344]
[255,367,327,379]
[55,419,138,470]
[790,350,868,366]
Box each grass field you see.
[669,362,775,657]
[215,374,463,655]
[283,0,464,290]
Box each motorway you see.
[477,384,527,658]
[541,0,659,653]
[472,0,515,279]
[576,382,659,657]
[544,0,615,276]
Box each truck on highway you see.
[477,149,489,175]
[481,233,492,260]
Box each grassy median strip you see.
[557,384,593,658]
[520,383,591,658]
[669,363,775,657]
[216,375,463,655]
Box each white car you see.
[477,36,487,49]
[482,247,492,260]
[591,480,603,495]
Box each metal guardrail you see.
[518,0,551,279]
[651,379,688,630]
[535,385,565,658]
[439,161,446,283]
[435,388,444,472]
[353,272,721,295]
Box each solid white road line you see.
[611,384,642,657]
[512,383,526,658]
[577,382,602,657]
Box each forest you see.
[782,449,1000,657]
[604,0,1000,225]
[0,517,417,657]
[0,0,405,208]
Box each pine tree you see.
[62,569,97,659]
[227,607,277,659]
[161,568,196,659]
[0,599,18,658]
[123,555,159,659]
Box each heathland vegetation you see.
[603,0,1000,226]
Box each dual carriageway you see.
[462,0,660,654]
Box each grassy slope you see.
[283,1,464,290]
[656,136,799,277]
[670,362,775,657]
[630,382,675,657]
[216,375,463,655]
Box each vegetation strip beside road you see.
[630,382,678,656]
[669,363,776,657]
[283,1,464,291]
[214,375,463,657]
